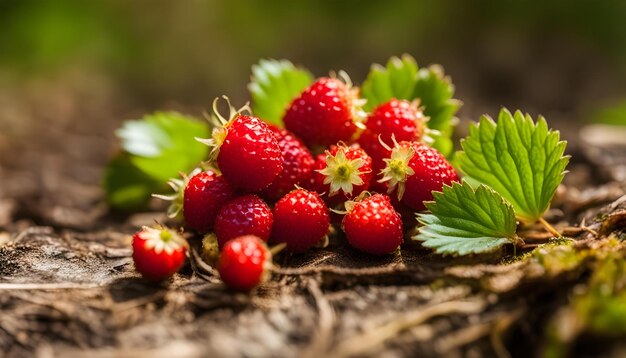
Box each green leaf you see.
[413,65,462,134]
[102,154,164,210]
[116,111,210,182]
[414,181,518,256]
[360,55,461,156]
[361,54,419,111]
[104,111,209,210]
[248,59,313,126]
[456,108,569,223]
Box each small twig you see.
[273,262,401,276]
[269,243,287,256]
[539,217,561,237]
[581,227,600,238]
[113,291,167,312]
[0,282,103,290]
[330,300,485,358]
[303,279,335,358]
[190,248,219,282]
[519,243,541,249]
[579,218,599,237]
[490,310,524,358]
[272,255,336,275]
[434,322,492,354]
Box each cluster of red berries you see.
[132,77,458,291]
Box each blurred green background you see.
[1,0,626,206]
[3,1,626,110]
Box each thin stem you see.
[539,217,561,238]
[0,283,103,290]
[330,300,485,358]
[269,243,287,256]
[519,243,541,249]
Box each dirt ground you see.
[1,79,625,357]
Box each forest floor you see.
[0,83,625,357]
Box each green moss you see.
[500,250,533,264]
[531,240,586,276]
[543,239,626,356]
[578,252,626,334]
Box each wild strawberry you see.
[132,226,188,281]
[197,97,283,192]
[283,76,365,149]
[271,189,330,253]
[379,140,458,211]
[214,194,273,248]
[357,99,426,176]
[309,143,373,206]
[306,153,327,193]
[342,194,403,255]
[218,235,272,291]
[179,170,234,233]
[260,125,315,202]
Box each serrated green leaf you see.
[116,120,172,157]
[361,54,419,112]
[456,108,569,223]
[116,111,210,182]
[248,59,313,125]
[102,154,164,210]
[105,111,209,210]
[413,65,462,134]
[361,54,418,111]
[414,181,518,256]
[360,55,461,156]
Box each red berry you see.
[342,194,403,255]
[132,226,187,281]
[284,77,364,148]
[218,235,272,291]
[198,98,283,192]
[260,125,315,201]
[214,195,273,248]
[271,189,330,253]
[183,170,233,232]
[306,153,327,193]
[309,143,372,206]
[358,99,425,176]
[379,141,458,211]
[218,115,283,191]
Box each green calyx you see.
[152,167,202,219]
[196,96,251,161]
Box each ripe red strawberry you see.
[182,170,233,233]
[271,189,330,253]
[379,141,458,211]
[309,143,372,206]
[307,153,327,193]
[132,226,188,281]
[357,99,426,176]
[198,98,283,192]
[260,125,315,202]
[283,77,365,148]
[218,235,272,291]
[214,195,273,248]
[342,194,403,255]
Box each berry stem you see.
[269,242,287,256]
[538,217,561,238]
